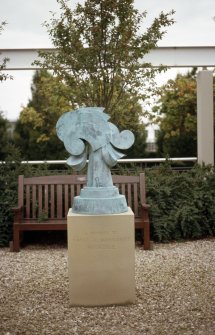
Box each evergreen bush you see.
[146,164,215,242]
[0,146,50,247]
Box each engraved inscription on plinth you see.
[67,208,136,306]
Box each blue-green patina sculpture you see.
[56,107,134,214]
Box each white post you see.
[197,70,214,165]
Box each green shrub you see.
[0,145,50,247]
[146,164,215,242]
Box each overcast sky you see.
[0,0,215,120]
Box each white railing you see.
[0,157,197,164]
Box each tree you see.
[0,22,12,81]
[126,123,147,158]
[152,69,199,157]
[0,111,11,160]
[34,0,175,132]
[14,70,72,159]
[15,69,147,159]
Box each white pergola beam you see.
[1,46,215,70]
[142,46,215,68]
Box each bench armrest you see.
[12,206,23,223]
[141,203,150,210]
[140,203,150,221]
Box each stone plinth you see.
[67,208,135,306]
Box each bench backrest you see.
[17,174,146,220]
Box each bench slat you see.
[133,183,138,216]
[70,184,74,208]
[18,175,24,207]
[44,185,49,216]
[140,173,146,203]
[51,185,55,219]
[32,185,36,219]
[76,184,81,196]
[112,175,139,183]
[23,175,86,185]
[127,183,132,208]
[121,183,125,196]
[26,185,30,218]
[57,185,63,219]
[64,184,69,218]
[38,185,43,216]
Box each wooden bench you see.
[11,173,150,252]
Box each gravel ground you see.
[0,238,215,335]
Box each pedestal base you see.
[67,208,135,306]
[72,186,128,214]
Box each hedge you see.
[146,164,215,242]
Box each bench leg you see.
[13,225,20,252]
[143,221,150,250]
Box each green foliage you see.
[157,131,197,157]
[34,0,175,130]
[0,22,12,81]
[37,210,49,223]
[146,164,215,242]
[0,111,11,160]
[126,124,147,158]
[14,70,70,159]
[0,146,50,247]
[0,146,23,246]
[152,69,198,157]
[14,69,148,159]
[152,68,215,157]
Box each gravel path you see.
[0,238,215,335]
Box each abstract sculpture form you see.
[56,107,134,214]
